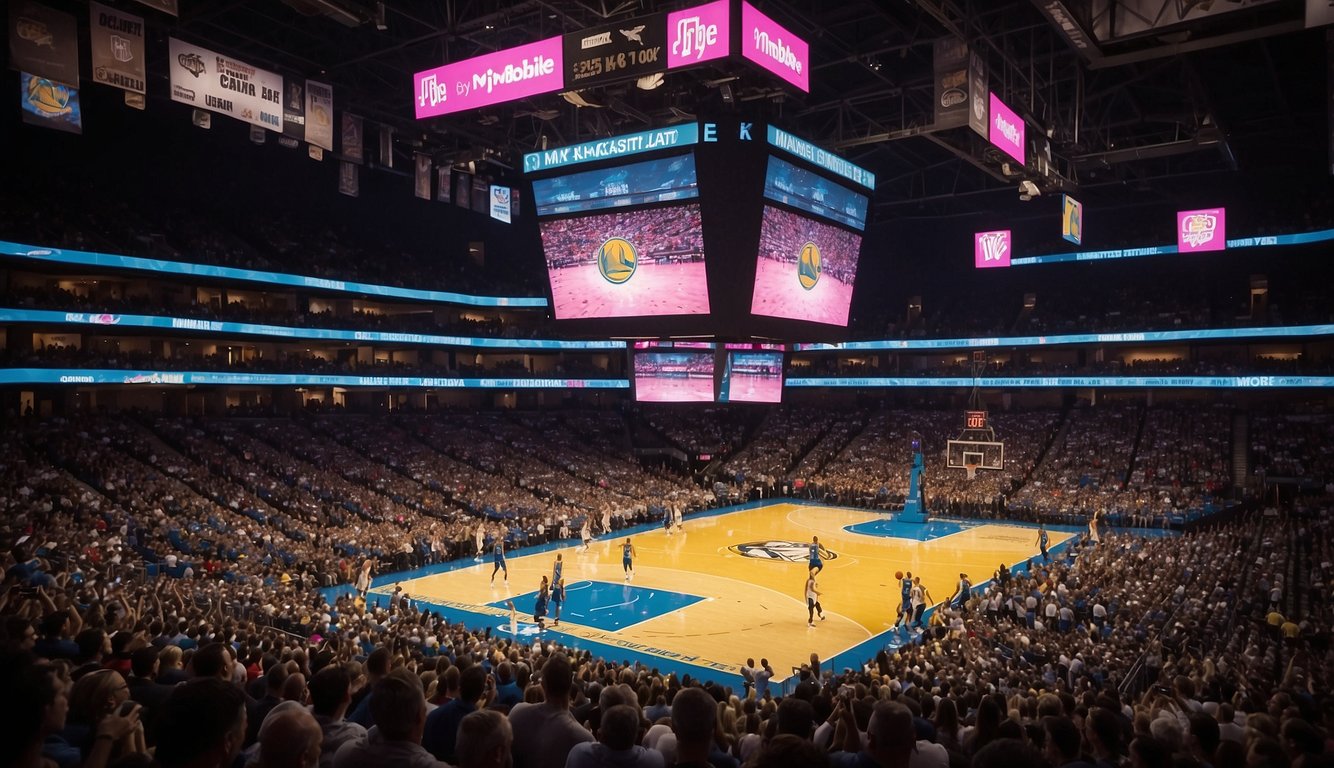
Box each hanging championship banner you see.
[471,176,490,213]
[436,167,452,203]
[305,80,333,151]
[339,161,359,197]
[563,13,667,89]
[282,78,306,140]
[342,112,364,163]
[967,49,988,139]
[131,0,177,16]
[90,2,146,94]
[308,145,324,161]
[414,153,432,200]
[933,37,968,130]
[10,2,79,86]
[489,185,512,223]
[20,72,81,133]
[454,172,472,209]
[169,38,284,132]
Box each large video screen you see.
[540,204,710,320]
[634,351,714,402]
[750,205,863,326]
[532,155,698,217]
[719,351,784,403]
[763,156,868,230]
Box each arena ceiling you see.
[167,0,1328,218]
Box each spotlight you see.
[1018,179,1041,201]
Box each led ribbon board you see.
[0,240,546,308]
[0,369,630,389]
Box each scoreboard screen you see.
[718,351,784,403]
[749,205,863,326]
[634,351,714,402]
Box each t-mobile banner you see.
[667,0,731,69]
[974,229,1012,268]
[740,1,809,92]
[414,37,563,119]
[988,92,1025,165]
[1177,208,1226,253]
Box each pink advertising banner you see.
[974,229,1012,268]
[667,0,731,69]
[740,1,809,92]
[414,37,563,119]
[1176,208,1226,253]
[988,92,1025,165]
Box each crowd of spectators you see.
[3,414,1330,768]
[1252,409,1334,487]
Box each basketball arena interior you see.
[3,2,1333,767]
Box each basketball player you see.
[601,509,612,536]
[491,538,508,584]
[950,572,972,610]
[504,599,519,636]
[552,553,564,586]
[663,508,673,535]
[355,558,375,598]
[895,571,914,628]
[621,538,636,580]
[1089,508,1103,544]
[474,522,486,562]
[910,576,932,629]
[579,518,592,551]
[805,573,826,627]
[1037,525,1050,563]
[808,536,824,576]
[551,578,566,626]
[534,576,550,630]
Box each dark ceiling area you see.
[132,0,1332,220]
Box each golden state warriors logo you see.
[598,237,638,284]
[24,77,72,116]
[796,241,821,291]
[729,541,837,563]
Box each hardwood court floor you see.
[388,503,1072,679]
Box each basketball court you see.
[548,261,711,318]
[750,258,855,325]
[359,501,1085,686]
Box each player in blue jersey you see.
[622,538,636,580]
[491,539,508,584]
[534,576,550,630]
[894,570,913,628]
[1037,525,1050,563]
[551,578,566,626]
[808,536,823,576]
[950,572,972,609]
[552,553,564,586]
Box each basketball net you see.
[964,463,978,481]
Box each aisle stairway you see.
[1232,412,1250,489]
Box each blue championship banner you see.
[20,72,81,133]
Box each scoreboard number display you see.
[563,13,667,89]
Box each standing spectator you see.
[309,665,366,768]
[424,665,490,763]
[155,679,247,768]
[565,704,664,768]
[455,710,513,768]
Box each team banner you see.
[415,153,432,200]
[169,38,284,132]
[130,0,178,16]
[489,185,512,223]
[282,78,306,140]
[20,72,81,134]
[932,37,969,129]
[454,172,472,209]
[89,2,146,94]
[341,112,364,162]
[9,2,80,86]
[436,167,452,203]
[967,49,988,138]
[563,13,667,89]
[305,80,333,150]
[471,176,490,213]
[339,161,359,197]
[1062,195,1083,245]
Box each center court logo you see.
[796,241,821,290]
[597,237,638,284]
[730,541,837,563]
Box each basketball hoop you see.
[964,462,978,480]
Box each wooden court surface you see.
[389,503,1072,678]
